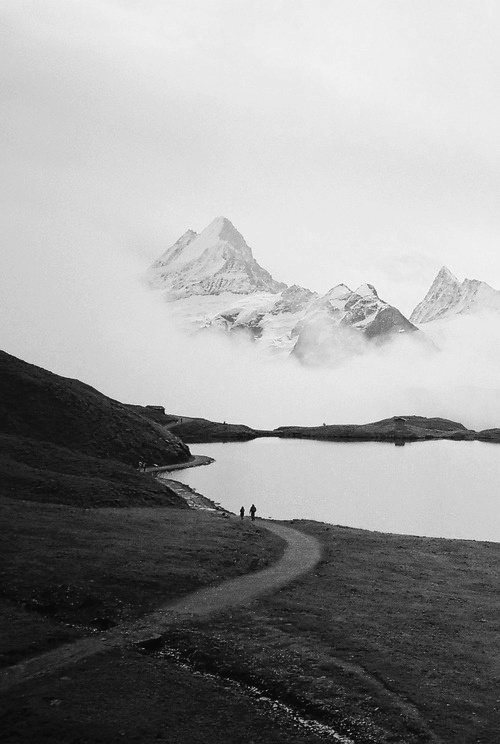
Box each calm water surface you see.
[171,439,499,542]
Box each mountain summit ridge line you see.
[411,265,500,324]
[146,216,419,364]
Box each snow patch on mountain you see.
[291,283,418,364]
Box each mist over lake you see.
[171,439,500,542]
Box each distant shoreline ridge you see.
[164,413,500,445]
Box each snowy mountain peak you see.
[291,283,418,365]
[147,217,286,298]
[355,283,379,299]
[436,265,458,283]
[429,266,461,292]
[323,284,353,301]
[270,285,317,315]
[146,217,420,365]
[180,228,198,241]
[411,267,500,324]
[204,216,241,240]
[151,229,197,272]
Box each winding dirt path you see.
[0,521,321,693]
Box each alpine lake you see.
[170,438,500,542]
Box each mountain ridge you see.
[148,216,286,298]
[148,217,419,363]
[411,266,500,324]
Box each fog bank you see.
[1,223,499,432]
[3,2,500,431]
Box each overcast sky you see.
[3,2,500,303]
[2,1,500,425]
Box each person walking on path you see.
[239,506,245,520]
[249,504,257,521]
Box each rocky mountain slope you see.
[291,283,417,364]
[148,217,419,363]
[411,266,500,324]
[148,216,286,297]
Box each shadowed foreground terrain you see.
[0,349,190,467]
[1,509,497,743]
[0,433,186,507]
[0,349,191,507]
[157,522,500,744]
[1,349,498,742]
[0,499,284,668]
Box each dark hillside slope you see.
[476,428,500,442]
[169,416,268,442]
[0,350,190,467]
[123,404,180,426]
[0,433,185,507]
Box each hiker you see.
[239,506,245,520]
[249,504,256,521]
[137,460,143,471]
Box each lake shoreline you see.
[146,453,214,473]
[168,438,500,543]
[166,413,500,445]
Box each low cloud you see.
[2,2,500,435]
[2,218,498,433]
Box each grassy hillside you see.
[0,350,190,467]
[0,498,284,667]
[477,428,500,442]
[123,404,180,426]
[169,416,267,442]
[0,349,193,508]
[275,415,474,441]
[0,433,184,507]
[2,520,496,743]
[161,523,499,744]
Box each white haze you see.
[3,1,500,312]
[1,216,499,432]
[2,1,500,431]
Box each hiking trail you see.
[0,521,321,692]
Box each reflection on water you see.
[171,439,500,542]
